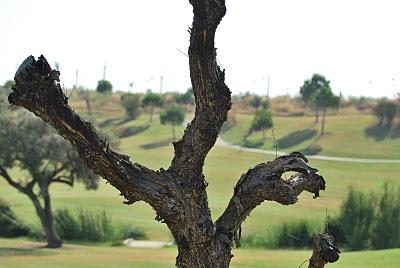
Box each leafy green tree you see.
[3,80,15,89]
[249,95,262,110]
[314,85,340,135]
[142,92,164,122]
[96,79,112,93]
[373,100,398,127]
[300,74,330,123]
[175,88,195,112]
[160,105,185,141]
[250,108,273,140]
[0,111,98,248]
[120,93,141,119]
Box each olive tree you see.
[7,1,339,267]
[160,104,185,141]
[142,92,164,122]
[300,74,330,123]
[0,110,98,248]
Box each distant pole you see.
[160,75,163,94]
[392,77,396,99]
[74,69,79,89]
[267,75,270,99]
[103,62,107,80]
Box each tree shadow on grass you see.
[300,144,322,155]
[98,117,120,128]
[277,129,318,149]
[140,139,172,150]
[364,124,400,141]
[118,124,150,138]
[0,246,55,257]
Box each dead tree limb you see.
[7,0,338,267]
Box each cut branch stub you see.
[309,233,340,268]
[216,152,326,246]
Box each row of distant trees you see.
[119,89,193,140]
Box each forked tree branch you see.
[8,56,179,219]
[169,0,231,178]
[215,152,326,246]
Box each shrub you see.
[337,187,375,250]
[0,199,30,237]
[55,208,146,242]
[371,183,400,249]
[373,100,398,126]
[242,220,319,249]
[96,80,112,93]
[120,93,141,119]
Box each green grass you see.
[222,113,400,159]
[1,109,400,266]
[0,238,399,268]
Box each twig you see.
[272,127,277,158]
[298,258,310,268]
[176,48,188,58]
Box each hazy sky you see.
[1,0,400,98]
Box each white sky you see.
[1,0,400,98]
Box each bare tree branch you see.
[215,152,326,246]
[0,166,26,193]
[169,0,231,178]
[8,56,180,218]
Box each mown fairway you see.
[1,104,400,267]
[222,113,400,159]
[1,238,400,268]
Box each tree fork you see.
[8,0,340,267]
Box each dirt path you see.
[216,138,400,164]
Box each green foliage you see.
[0,199,30,237]
[120,93,141,119]
[373,100,398,126]
[300,74,329,104]
[314,85,340,110]
[160,105,185,126]
[249,95,262,109]
[96,80,113,93]
[337,187,375,250]
[371,183,400,249]
[251,109,273,132]
[142,92,164,108]
[55,208,147,242]
[174,88,194,106]
[3,80,15,89]
[242,220,319,249]
[0,111,98,189]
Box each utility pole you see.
[267,75,270,99]
[74,69,79,89]
[103,62,107,80]
[160,75,163,94]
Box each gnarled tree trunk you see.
[8,0,339,267]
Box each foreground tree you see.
[0,111,98,248]
[160,104,185,141]
[8,1,339,267]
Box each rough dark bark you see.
[7,1,338,267]
[309,233,340,268]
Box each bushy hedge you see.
[242,183,400,251]
[55,208,147,242]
